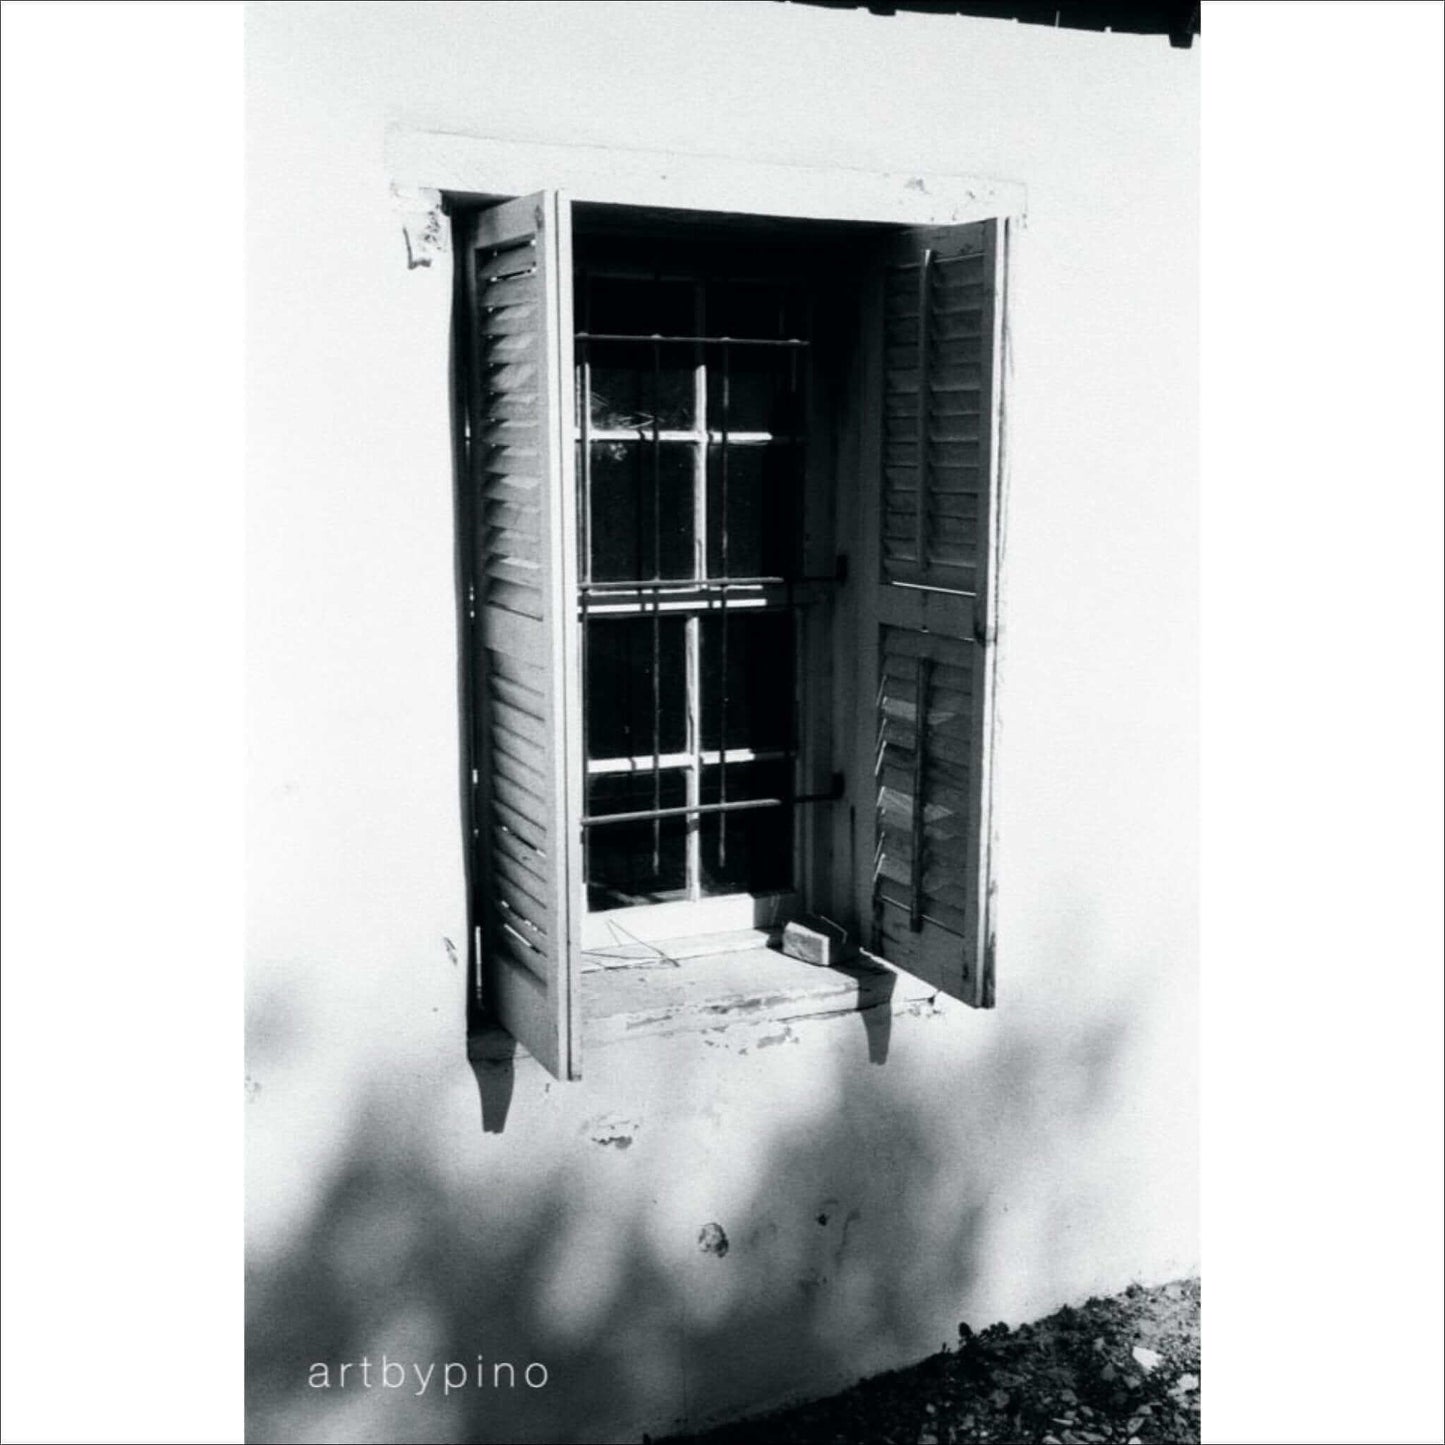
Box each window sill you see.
[468,929,938,1064]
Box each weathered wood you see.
[468,192,583,1081]
[582,944,937,1049]
[856,218,1006,1009]
[490,822,549,880]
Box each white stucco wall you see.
[245,4,1198,1441]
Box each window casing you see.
[457,193,1007,1080]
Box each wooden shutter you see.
[853,218,1007,1008]
[463,193,583,1079]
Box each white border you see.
[1,3,244,1443]
[1203,5,1444,1442]
[3,5,1443,1445]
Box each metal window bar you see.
[582,784,840,829]
[579,269,593,897]
[586,429,800,445]
[686,280,707,900]
[717,327,731,867]
[588,746,790,776]
[650,308,663,875]
[575,332,810,348]
[786,291,803,826]
[580,576,800,593]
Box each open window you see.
[457,191,1007,1079]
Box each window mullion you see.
[717,331,731,869]
[650,325,666,879]
[686,279,706,900]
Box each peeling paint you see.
[584,1113,641,1148]
[905,997,946,1020]
[393,184,448,269]
[698,1222,729,1257]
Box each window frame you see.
[411,134,1024,1079]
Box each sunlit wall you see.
[246,4,1198,1440]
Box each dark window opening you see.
[575,241,812,911]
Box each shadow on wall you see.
[245,982,1138,1445]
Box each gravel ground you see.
[661,1278,1200,1445]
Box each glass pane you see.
[588,440,694,582]
[706,346,802,435]
[588,339,694,432]
[699,760,793,896]
[586,770,688,909]
[585,616,687,760]
[586,276,695,337]
[705,279,807,341]
[700,611,795,754]
[706,442,803,580]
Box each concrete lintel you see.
[387,127,1028,228]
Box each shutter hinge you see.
[835,553,849,583]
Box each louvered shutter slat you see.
[465,192,582,1079]
[854,218,1005,1008]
